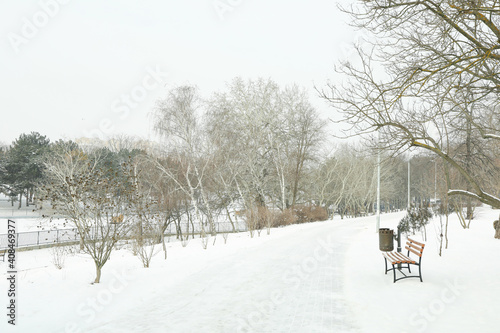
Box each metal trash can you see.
[379,228,394,251]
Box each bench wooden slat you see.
[407,237,425,247]
[383,251,415,264]
[398,255,415,264]
[407,242,424,252]
[391,252,410,263]
[407,241,424,251]
[382,252,395,263]
[385,251,399,261]
[405,246,423,257]
[383,252,398,263]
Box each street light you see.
[376,131,381,232]
[434,158,437,203]
[408,156,411,209]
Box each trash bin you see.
[379,228,394,251]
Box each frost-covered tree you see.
[207,78,325,211]
[153,85,217,238]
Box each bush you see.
[293,205,328,223]
[398,207,432,236]
[274,208,297,227]
[244,207,267,230]
[243,205,329,232]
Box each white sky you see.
[0,0,357,145]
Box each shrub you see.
[398,207,432,236]
[243,205,329,233]
[293,205,328,223]
[274,208,297,227]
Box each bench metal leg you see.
[385,263,423,283]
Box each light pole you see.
[434,158,437,203]
[407,156,411,210]
[376,132,381,232]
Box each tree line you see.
[1,77,481,222]
[1,79,439,219]
[2,1,500,282]
[0,76,492,281]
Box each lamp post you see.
[376,131,381,232]
[434,158,437,203]
[407,156,411,209]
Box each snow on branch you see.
[447,189,481,200]
[448,189,500,209]
[483,133,500,140]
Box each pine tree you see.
[2,132,50,207]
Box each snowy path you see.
[5,209,500,333]
[85,222,359,333]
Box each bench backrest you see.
[405,238,425,257]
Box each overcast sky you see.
[0,0,357,145]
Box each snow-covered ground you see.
[0,195,52,233]
[1,206,499,332]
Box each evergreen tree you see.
[2,132,50,207]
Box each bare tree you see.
[311,143,402,219]
[207,78,325,213]
[153,85,216,237]
[280,85,325,207]
[41,141,100,250]
[206,78,281,218]
[125,156,165,267]
[41,146,134,283]
[321,1,500,211]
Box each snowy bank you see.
[0,206,499,332]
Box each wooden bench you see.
[382,237,425,283]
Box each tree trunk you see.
[162,233,167,260]
[438,214,443,256]
[225,205,236,233]
[466,197,473,220]
[495,216,500,239]
[94,263,102,284]
[465,101,473,220]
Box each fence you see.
[0,228,79,249]
[0,221,248,250]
